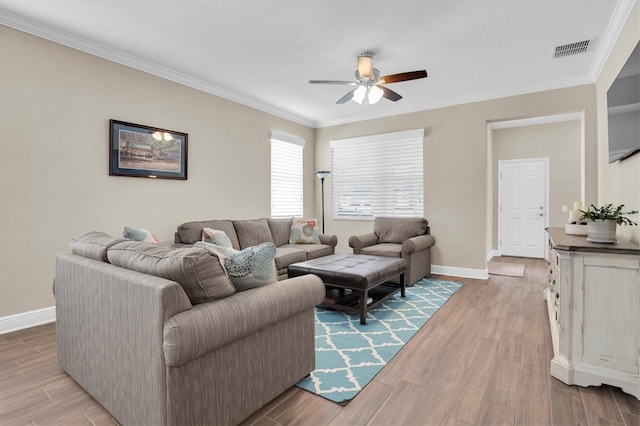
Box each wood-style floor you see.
[1,257,639,425]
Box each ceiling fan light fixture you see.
[357,55,374,80]
[352,85,367,104]
[351,85,383,105]
[368,85,383,104]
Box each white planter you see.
[587,220,617,243]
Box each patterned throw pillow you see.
[194,241,277,292]
[122,226,159,244]
[289,218,320,244]
[201,227,233,248]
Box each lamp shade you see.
[352,85,383,105]
[357,55,373,80]
[315,170,330,179]
[368,86,383,104]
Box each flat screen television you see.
[607,41,640,163]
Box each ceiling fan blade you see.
[379,86,403,102]
[377,70,428,85]
[309,80,358,85]
[336,89,357,104]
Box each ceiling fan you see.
[309,52,428,105]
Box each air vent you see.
[553,40,590,58]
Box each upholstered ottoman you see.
[288,254,407,324]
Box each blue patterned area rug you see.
[296,277,463,404]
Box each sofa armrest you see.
[319,233,338,251]
[55,253,192,426]
[348,233,379,254]
[163,274,325,366]
[402,234,436,255]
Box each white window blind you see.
[331,129,424,219]
[271,132,304,218]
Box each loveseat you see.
[174,218,338,279]
[348,217,436,285]
[55,231,325,426]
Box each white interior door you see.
[499,159,548,258]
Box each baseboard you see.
[1,266,490,333]
[0,306,56,335]
[486,249,500,261]
[431,265,489,280]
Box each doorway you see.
[498,158,548,258]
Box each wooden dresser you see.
[546,227,640,399]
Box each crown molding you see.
[313,75,595,128]
[588,0,637,81]
[2,2,632,130]
[0,10,316,128]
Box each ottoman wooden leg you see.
[359,290,368,325]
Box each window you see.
[331,129,424,219]
[271,132,304,218]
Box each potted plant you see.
[579,204,638,243]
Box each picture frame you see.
[109,119,188,180]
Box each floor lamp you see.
[314,170,330,234]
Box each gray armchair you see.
[348,217,436,285]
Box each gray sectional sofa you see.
[174,218,338,279]
[55,231,325,425]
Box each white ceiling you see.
[0,0,636,128]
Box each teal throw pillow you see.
[194,241,277,292]
[123,226,159,244]
[201,227,233,248]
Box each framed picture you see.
[109,120,188,180]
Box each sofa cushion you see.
[289,218,320,244]
[374,217,428,244]
[361,243,402,258]
[279,243,333,261]
[107,241,235,304]
[177,220,239,249]
[70,231,127,262]
[274,246,307,270]
[122,226,160,244]
[202,228,233,248]
[233,219,274,249]
[267,218,292,247]
[195,241,277,292]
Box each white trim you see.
[314,77,594,128]
[488,112,583,130]
[0,306,56,335]
[431,265,489,280]
[1,8,613,130]
[330,128,424,148]
[486,249,500,262]
[0,10,316,129]
[588,0,638,82]
[270,131,305,147]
